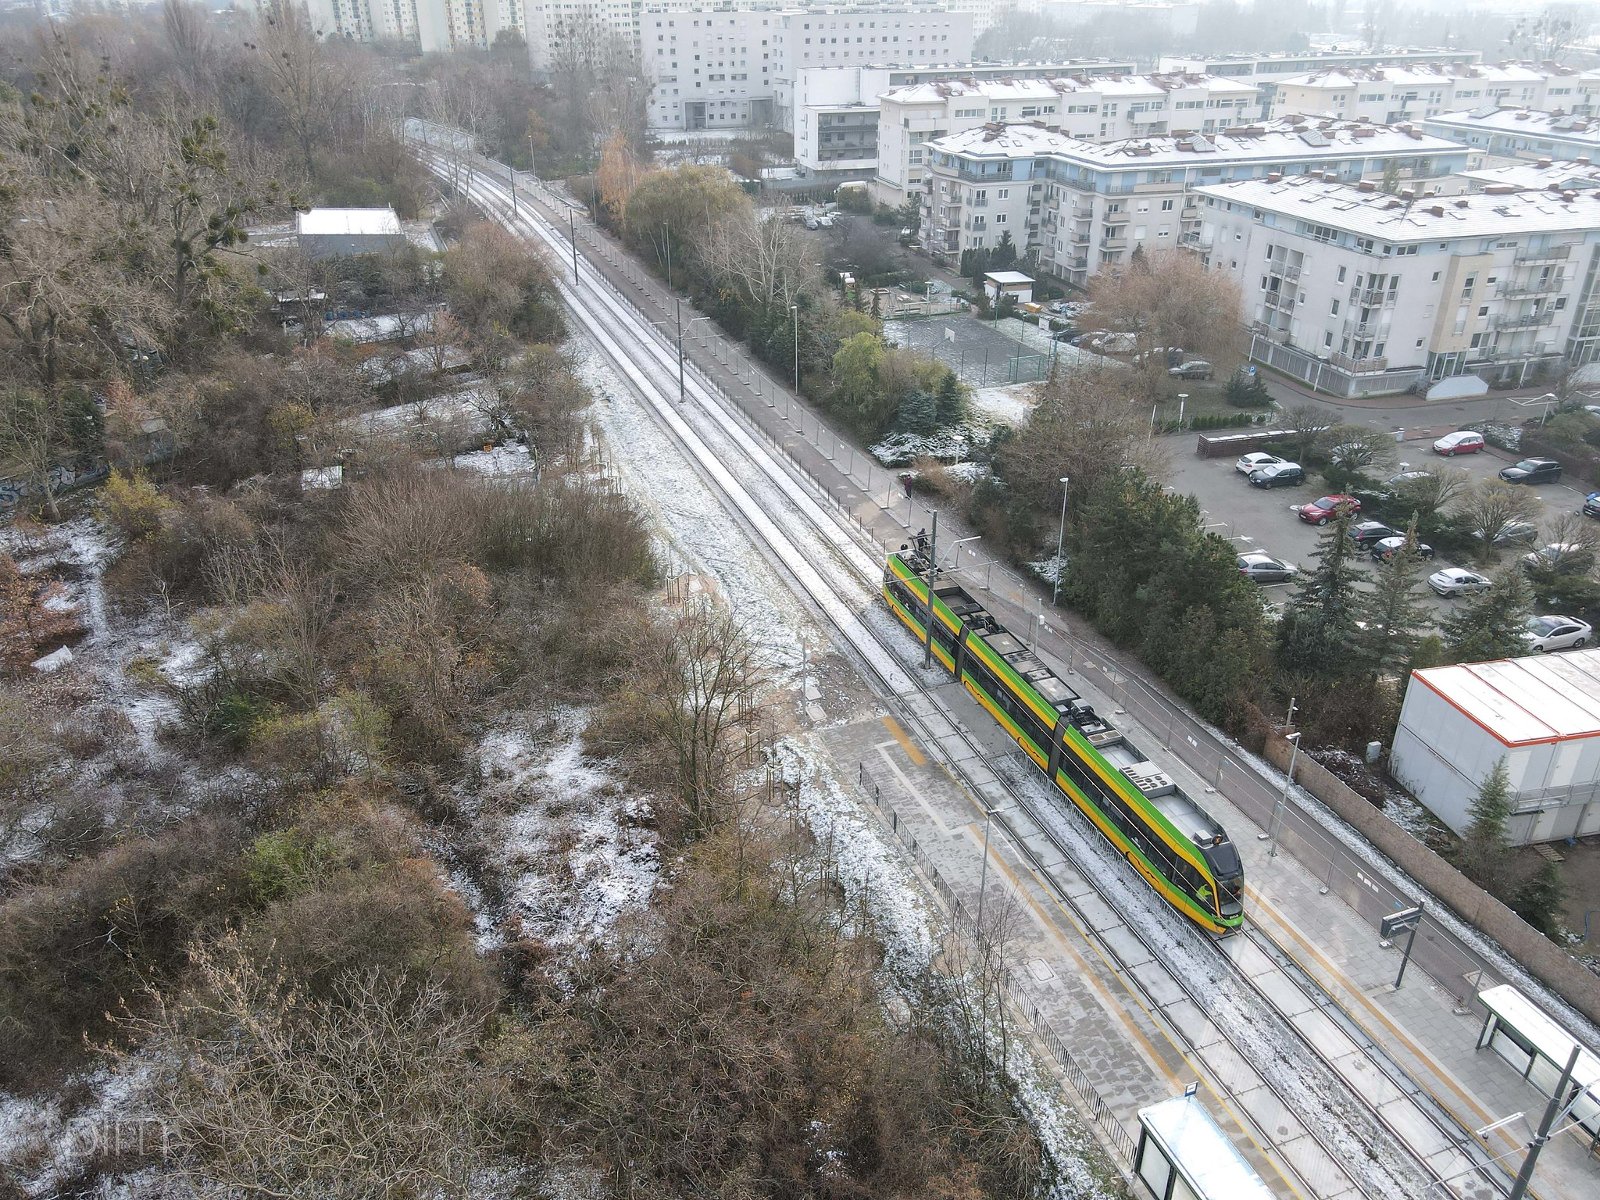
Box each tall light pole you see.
[1268,732,1301,858]
[1177,391,1188,429]
[509,165,517,219]
[1052,476,1069,606]
[568,207,578,280]
[790,303,800,397]
[663,222,671,286]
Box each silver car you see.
[1523,615,1592,653]
[1238,552,1297,583]
[1236,451,1284,475]
[1428,568,1492,598]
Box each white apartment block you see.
[307,0,514,50]
[1159,47,1483,119]
[1461,158,1600,193]
[920,117,1471,288]
[1018,0,1200,39]
[872,72,1257,205]
[1422,107,1600,168]
[1194,174,1600,397]
[645,6,974,132]
[1270,64,1587,126]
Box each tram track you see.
[408,132,1519,1200]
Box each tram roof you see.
[1139,1093,1277,1200]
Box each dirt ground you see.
[1557,837,1600,956]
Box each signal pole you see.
[923,511,939,670]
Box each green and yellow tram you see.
[883,546,1243,935]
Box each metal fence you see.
[858,761,1140,1164]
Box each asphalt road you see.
[1165,436,1594,621]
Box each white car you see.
[1236,451,1285,475]
[1428,568,1492,598]
[1523,614,1592,653]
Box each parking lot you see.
[1167,433,1594,621]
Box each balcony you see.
[1182,230,1214,249]
[1071,232,1091,245]
[1264,291,1296,312]
[1349,286,1391,306]
[957,165,1012,182]
[1269,261,1302,283]
[1492,311,1554,331]
[1343,321,1381,338]
[1101,236,1128,251]
[1515,244,1572,265]
[1499,278,1563,298]
[1328,351,1389,373]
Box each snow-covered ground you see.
[969,383,1037,431]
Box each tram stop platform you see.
[808,630,1600,1200]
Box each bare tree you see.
[1462,479,1543,561]
[1391,466,1469,521]
[1081,249,1244,392]
[121,939,504,1200]
[250,0,344,181]
[640,600,763,837]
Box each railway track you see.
[408,130,1520,1200]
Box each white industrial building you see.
[1268,64,1580,126]
[871,72,1258,205]
[1389,651,1600,846]
[295,208,406,259]
[1423,107,1600,168]
[1193,173,1600,395]
[919,117,1469,287]
[645,6,975,132]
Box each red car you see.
[1297,494,1361,526]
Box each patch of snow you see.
[968,384,1036,429]
[452,443,536,478]
[31,645,74,673]
[942,461,991,485]
[0,1063,157,1198]
[870,428,973,467]
[469,709,658,964]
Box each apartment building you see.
[1460,158,1600,193]
[919,118,1470,288]
[1158,47,1483,119]
[1194,174,1600,397]
[871,72,1257,205]
[1269,64,1568,125]
[307,0,518,50]
[646,6,974,132]
[1422,107,1600,167]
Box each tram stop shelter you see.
[1134,1091,1276,1200]
[1476,984,1600,1153]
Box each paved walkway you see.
[543,183,1599,1200]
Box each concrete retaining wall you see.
[1264,732,1600,1027]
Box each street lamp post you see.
[790,303,800,398]
[1268,732,1301,858]
[1177,392,1188,429]
[1052,476,1069,606]
[568,208,578,280]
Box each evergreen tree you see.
[1357,523,1432,674]
[1276,510,1366,680]
[991,229,1017,270]
[935,370,967,425]
[893,389,938,436]
[1459,757,1513,890]
[1442,568,1533,663]
[1511,860,1567,938]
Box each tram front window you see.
[1217,877,1243,918]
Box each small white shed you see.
[1388,650,1600,844]
[982,271,1034,304]
[295,208,405,259]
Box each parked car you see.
[1523,614,1592,653]
[1296,494,1361,525]
[1236,451,1285,475]
[1168,359,1214,380]
[1371,536,1435,562]
[1237,552,1297,583]
[1433,430,1486,456]
[1249,461,1306,488]
[1384,469,1433,490]
[1499,457,1563,485]
[1347,520,1399,548]
[1523,542,1596,574]
[1428,568,1492,597]
[1472,520,1540,548]
[1583,491,1600,518]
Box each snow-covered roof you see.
[1461,158,1600,191]
[1277,63,1552,90]
[1196,173,1600,241]
[1425,107,1600,146]
[928,117,1464,167]
[1408,649,1600,746]
[983,271,1033,284]
[1138,1094,1277,1200]
[880,72,1254,107]
[295,207,402,237]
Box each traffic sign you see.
[1380,906,1423,938]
